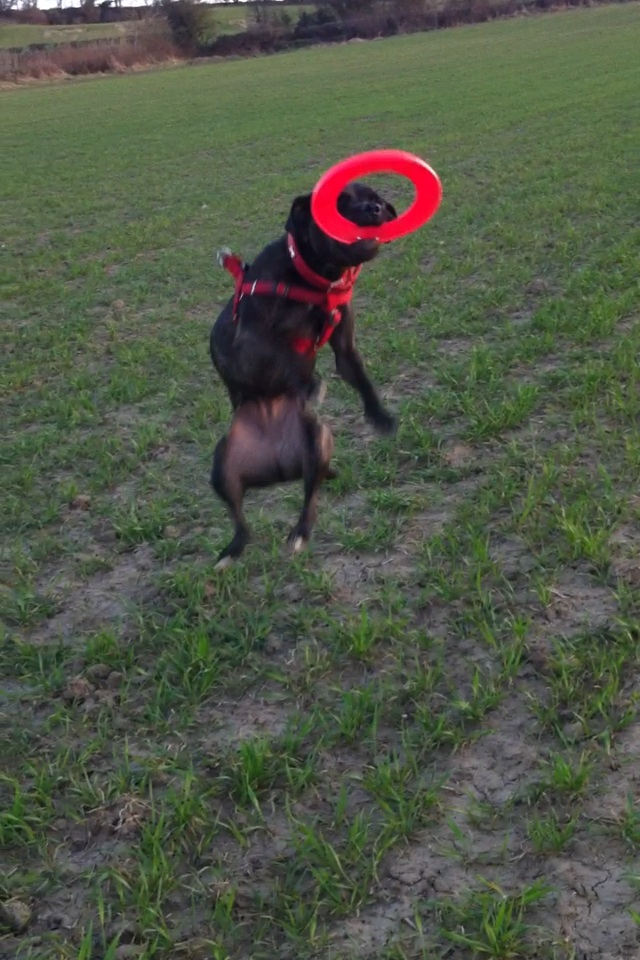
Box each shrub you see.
[81,0,100,24]
[14,7,48,24]
[250,3,292,30]
[0,25,180,82]
[293,5,345,41]
[161,0,211,54]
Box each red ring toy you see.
[311,149,442,244]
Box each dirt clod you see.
[95,689,118,708]
[265,633,283,653]
[0,899,32,934]
[62,675,94,704]
[525,277,550,294]
[562,721,585,741]
[441,442,475,468]
[85,662,112,682]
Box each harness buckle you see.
[216,247,232,268]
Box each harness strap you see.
[217,241,360,358]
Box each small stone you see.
[163,525,180,539]
[106,671,124,690]
[62,676,94,704]
[112,299,126,312]
[0,899,32,934]
[70,494,92,511]
[86,663,111,682]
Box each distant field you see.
[0,4,310,49]
[2,5,640,960]
[0,21,130,49]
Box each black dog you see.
[211,396,335,568]
[210,182,398,435]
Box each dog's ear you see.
[385,199,398,220]
[285,194,313,235]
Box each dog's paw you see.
[287,526,310,555]
[214,554,235,571]
[368,410,398,436]
[289,536,307,556]
[216,247,232,268]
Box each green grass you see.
[0,4,309,50]
[201,1,310,37]
[2,4,640,958]
[0,21,132,49]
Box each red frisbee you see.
[311,149,442,244]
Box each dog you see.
[210,182,398,435]
[211,395,335,568]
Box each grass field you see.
[0,5,307,50]
[0,22,131,49]
[2,4,640,958]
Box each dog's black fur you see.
[210,182,398,435]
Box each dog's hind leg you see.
[287,418,334,555]
[211,436,251,569]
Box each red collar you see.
[286,232,362,294]
[219,239,361,358]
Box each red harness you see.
[219,233,361,358]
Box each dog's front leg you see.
[330,307,397,436]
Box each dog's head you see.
[285,182,397,272]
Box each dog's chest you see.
[242,294,326,338]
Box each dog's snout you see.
[366,201,383,216]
